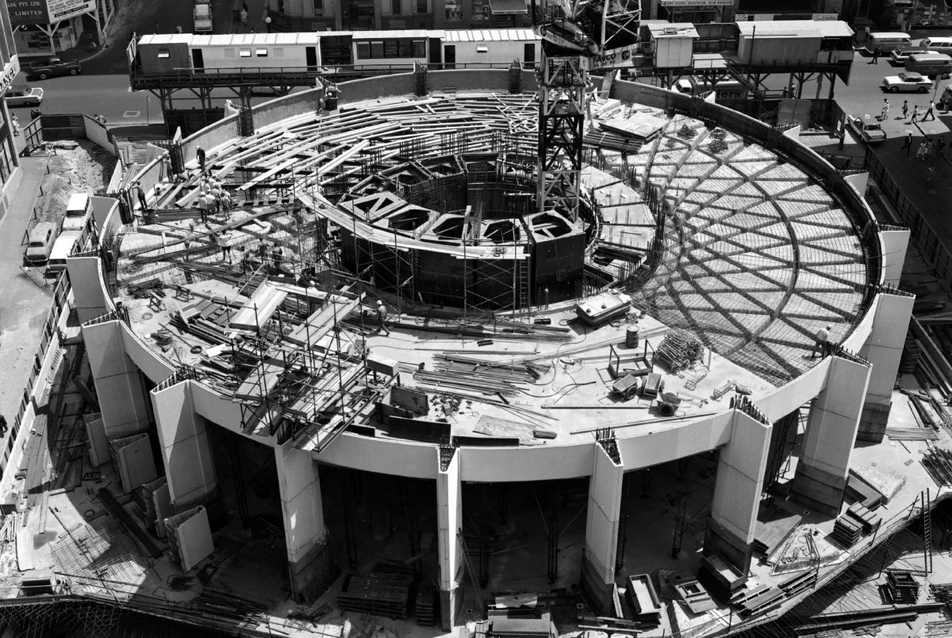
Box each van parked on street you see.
[905,53,952,78]
[866,32,911,54]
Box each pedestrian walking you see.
[903,131,913,155]
[869,46,881,64]
[911,105,920,124]
[924,101,936,121]
[927,165,937,186]
[811,325,831,358]
[240,7,249,27]
[11,114,18,137]
[880,98,890,121]
[938,135,947,157]
[902,100,909,119]
[918,141,929,161]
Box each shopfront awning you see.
[489,0,528,15]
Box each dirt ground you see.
[33,140,117,227]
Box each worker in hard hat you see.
[376,300,390,335]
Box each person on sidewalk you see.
[938,135,947,158]
[902,100,909,120]
[918,140,930,161]
[11,114,18,137]
[811,325,831,358]
[240,7,249,27]
[911,105,920,124]
[924,101,936,121]
[880,98,890,121]
[869,46,881,64]
[903,131,913,155]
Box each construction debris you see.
[921,448,952,487]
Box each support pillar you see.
[858,292,915,443]
[704,410,771,575]
[276,443,336,602]
[82,319,151,439]
[880,228,911,287]
[150,379,217,509]
[437,447,462,630]
[581,441,624,614]
[69,256,110,324]
[790,354,872,517]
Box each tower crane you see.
[531,0,642,223]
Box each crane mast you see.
[533,0,641,220]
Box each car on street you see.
[194,2,213,33]
[846,115,887,144]
[4,87,43,107]
[26,58,82,80]
[23,222,58,267]
[881,71,933,92]
[890,48,939,64]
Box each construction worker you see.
[811,325,831,358]
[215,232,232,263]
[376,300,390,335]
[184,219,196,260]
[197,193,208,225]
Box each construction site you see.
[4,10,952,638]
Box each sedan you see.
[23,222,57,267]
[846,115,887,144]
[882,72,933,93]
[5,87,43,107]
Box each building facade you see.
[7,0,115,57]
[0,0,21,217]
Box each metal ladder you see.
[923,488,934,575]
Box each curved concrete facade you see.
[70,70,914,631]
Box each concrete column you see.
[275,443,336,602]
[150,379,217,508]
[857,292,915,443]
[704,411,771,575]
[437,447,462,631]
[82,319,150,439]
[880,228,910,287]
[69,255,110,324]
[791,354,872,517]
[580,441,624,614]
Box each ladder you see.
[458,529,485,618]
[923,488,934,575]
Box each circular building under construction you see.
[49,67,921,638]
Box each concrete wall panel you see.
[615,411,733,470]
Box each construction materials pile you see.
[337,569,413,619]
[414,354,550,397]
[921,448,952,487]
[653,329,704,374]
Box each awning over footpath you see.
[489,0,527,15]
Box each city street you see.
[17,74,163,126]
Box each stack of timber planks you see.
[338,571,413,619]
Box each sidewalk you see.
[0,143,58,471]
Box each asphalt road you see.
[17,74,163,126]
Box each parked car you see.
[881,72,933,92]
[61,193,92,232]
[26,58,81,80]
[193,2,213,33]
[4,87,43,107]
[846,115,887,144]
[890,48,939,64]
[23,222,58,267]
[47,231,82,275]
